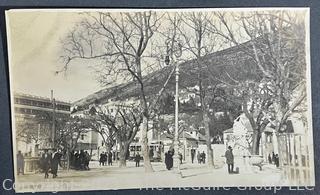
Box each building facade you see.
[13,92,71,156]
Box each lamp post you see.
[51,90,56,149]
[165,40,182,171]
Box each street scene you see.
[6,8,314,192]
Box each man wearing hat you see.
[225,146,234,174]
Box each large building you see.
[13,92,71,156]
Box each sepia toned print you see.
[6,8,314,192]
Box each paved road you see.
[15,161,283,192]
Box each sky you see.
[5,8,308,103]
[6,10,102,103]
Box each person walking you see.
[191,149,195,164]
[178,152,183,164]
[225,146,234,174]
[135,152,141,167]
[268,154,272,164]
[275,154,280,168]
[17,151,25,175]
[108,151,113,166]
[79,150,86,170]
[84,151,91,170]
[99,152,105,166]
[41,149,51,178]
[201,151,206,164]
[51,149,62,178]
[197,151,201,164]
[165,150,174,170]
[272,152,276,164]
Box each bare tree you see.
[210,10,307,154]
[164,12,223,167]
[86,108,117,153]
[55,116,89,169]
[59,11,166,172]
[88,105,142,167]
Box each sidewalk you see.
[15,160,283,192]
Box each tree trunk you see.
[203,111,214,167]
[251,130,261,155]
[141,114,154,172]
[119,142,129,167]
[67,148,70,170]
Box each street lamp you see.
[165,40,182,171]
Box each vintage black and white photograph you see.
[5,8,314,192]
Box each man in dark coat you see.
[17,150,24,175]
[165,151,174,170]
[197,151,201,164]
[165,152,170,170]
[79,150,85,170]
[201,151,206,164]
[275,154,280,168]
[168,151,173,170]
[74,151,80,169]
[41,149,52,178]
[108,151,113,166]
[84,151,91,170]
[99,152,105,166]
[225,146,234,174]
[191,149,195,164]
[51,149,62,178]
[135,152,141,167]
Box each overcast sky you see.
[6,10,102,103]
[6,8,307,103]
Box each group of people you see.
[99,151,113,166]
[268,152,280,167]
[197,151,206,164]
[39,149,63,178]
[69,150,91,170]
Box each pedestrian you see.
[201,151,206,164]
[165,150,173,170]
[70,150,75,168]
[178,152,183,164]
[191,149,195,164]
[99,152,105,166]
[272,152,276,164]
[268,154,272,164]
[41,149,51,178]
[17,150,25,175]
[51,149,62,178]
[135,152,141,167]
[149,148,154,161]
[108,151,113,166]
[84,151,91,170]
[197,151,201,164]
[74,151,80,170]
[225,146,234,174]
[79,150,86,170]
[275,154,280,168]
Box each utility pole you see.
[174,62,180,171]
[51,90,56,149]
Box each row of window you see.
[14,107,70,118]
[14,98,70,111]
